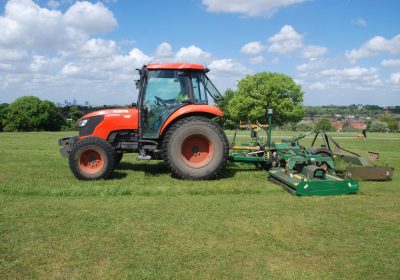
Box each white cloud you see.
[308,82,325,90]
[321,66,383,89]
[381,59,400,68]
[390,72,400,85]
[249,56,264,64]
[63,38,117,58]
[202,0,306,17]
[175,45,212,63]
[62,63,80,76]
[0,0,117,52]
[0,63,13,71]
[267,25,303,54]
[345,34,400,62]
[128,48,153,66]
[353,18,367,27]
[240,41,264,54]
[302,45,328,58]
[0,48,27,61]
[271,57,280,64]
[207,59,252,91]
[30,55,49,72]
[208,59,248,74]
[155,42,173,57]
[296,58,326,72]
[47,0,60,9]
[64,1,117,34]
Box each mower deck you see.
[268,168,359,196]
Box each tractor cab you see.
[136,64,223,139]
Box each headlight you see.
[78,119,88,127]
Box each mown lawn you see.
[0,131,399,279]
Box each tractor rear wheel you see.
[69,137,115,180]
[162,116,229,179]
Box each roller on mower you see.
[59,63,229,180]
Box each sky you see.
[0,0,399,106]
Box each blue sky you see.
[0,0,399,106]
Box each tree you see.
[68,106,83,122]
[315,117,334,132]
[3,96,63,132]
[215,89,237,129]
[0,103,8,132]
[228,72,304,126]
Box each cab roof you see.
[146,63,205,71]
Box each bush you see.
[3,96,63,132]
[369,120,389,132]
[296,120,315,131]
[378,115,398,132]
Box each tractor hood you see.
[82,108,137,119]
[78,108,139,139]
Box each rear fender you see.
[159,105,223,136]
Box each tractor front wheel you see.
[69,137,115,180]
[162,116,229,180]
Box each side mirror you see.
[132,102,137,108]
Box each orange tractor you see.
[59,63,229,180]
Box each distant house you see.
[331,120,343,132]
[351,120,366,130]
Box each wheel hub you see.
[181,134,214,168]
[79,149,104,174]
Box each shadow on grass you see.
[108,171,128,180]
[116,161,241,180]
[116,161,170,177]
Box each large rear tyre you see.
[162,116,229,180]
[69,137,115,180]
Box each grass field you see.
[1,131,399,279]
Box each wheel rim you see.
[181,134,214,168]
[79,148,104,174]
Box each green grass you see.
[1,131,399,279]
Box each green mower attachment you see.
[268,167,359,196]
[228,110,362,196]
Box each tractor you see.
[59,63,229,180]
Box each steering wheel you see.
[154,96,168,107]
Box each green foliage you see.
[228,72,304,126]
[304,104,385,119]
[3,96,63,132]
[68,105,83,122]
[0,103,8,132]
[378,115,398,132]
[315,117,335,132]
[369,120,389,132]
[296,120,315,131]
[215,89,237,129]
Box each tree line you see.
[0,96,118,132]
